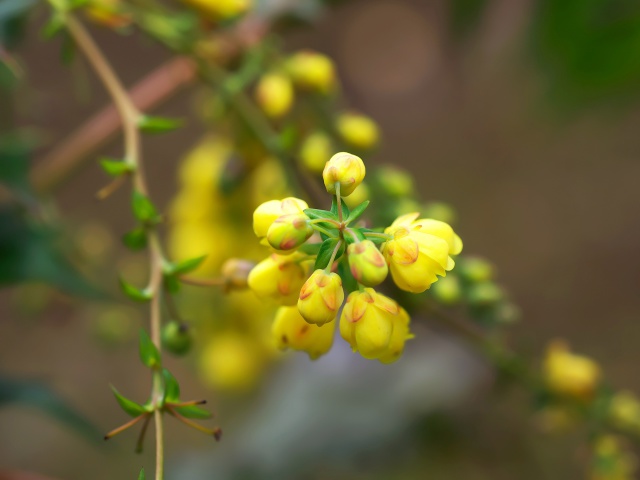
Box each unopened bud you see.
[347,240,388,287]
[267,213,313,251]
[337,113,380,150]
[221,258,255,290]
[255,73,294,119]
[430,274,462,305]
[297,269,344,325]
[458,256,494,283]
[376,165,414,197]
[287,50,336,94]
[323,152,366,197]
[299,131,333,174]
[162,321,192,356]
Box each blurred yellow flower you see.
[272,306,336,360]
[544,340,601,400]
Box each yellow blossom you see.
[299,131,333,174]
[610,392,640,432]
[347,240,388,287]
[247,253,311,305]
[287,50,336,94]
[253,197,309,239]
[382,213,461,293]
[340,288,410,361]
[323,152,366,197]
[272,306,336,360]
[343,182,370,210]
[297,269,344,325]
[182,0,251,20]
[379,307,412,364]
[255,73,294,119]
[337,113,380,150]
[544,340,601,400]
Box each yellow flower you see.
[297,270,344,325]
[267,213,313,251]
[247,253,310,305]
[375,165,414,197]
[84,0,131,28]
[221,258,255,291]
[340,288,408,361]
[182,0,251,20]
[323,152,366,197]
[253,197,309,239]
[347,240,388,287]
[272,306,336,360]
[382,213,461,293]
[343,182,370,210]
[610,392,640,433]
[255,73,294,119]
[199,332,264,392]
[287,50,336,94]
[337,113,380,150]
[299,131,333,174]
[544,340,601,400]
[379,307,412,364]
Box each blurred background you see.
[2,0,640,478]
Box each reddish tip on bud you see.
[347,240,388,287]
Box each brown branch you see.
[31,56,196,194]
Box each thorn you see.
[167,406,219,437]
[168,399,207,407]
[96,175,126,200]
[104,413,148,440]
[135,414,152,454]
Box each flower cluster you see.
[248,152,463,362]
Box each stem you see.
[335,183,343,222]
[180,276,226,287]
[310,218,341,227]
[311,224,337,239]
[324,240,343,273]
[345,228,360,243]
[364,232,392,241]
[104,414,148,440]
[61,13,165,480]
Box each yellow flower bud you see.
[337,113,380,150]
[347,240,388,287]
[376,165,414,197]
[610,392,640,433]
[422,201,457,225]
[458,256,494,283]
[182,0,251,20]
[84,0,131,28]
[299,131,333,174]
[287,50,336,94]
[248,253,310,305]
[343,182,370,210]
[253,197,309,238]
[339,288,403,360]
[544,340,601,400]
[379,307,412,364]
[382,213,461,293]
[272,306,336,360]
[221,258,255,290]
[323,152,366,197]
[297,270,344,325]
[255,73,294,119]
[430,274,462,305]
[267,213,313,251]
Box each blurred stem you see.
[60,12,165,480]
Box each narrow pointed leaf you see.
[314,237,342,271]
[139,330,161,369]
[131,191,159,223]
[119,278,152,302]
[138,468,145,480]
[110,386,148,417]
[162,369,180,403]
[122,228,147,251]
[138,115,184,134]
[166,255,207,276]
[174,404,212,419]
[346,200,369,224]
[100,158,133,177]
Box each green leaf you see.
[298,242,322,255]
[165,255,207,276]
[346,201,370,224]
[304,208,338,221]
[138,115,184,134]
[122,228,147,251]
[41,14,64,38]
[131,191,159,224]
[162,369,180,403]
[119,277,152,302]
[330,197,350,220]
[110,386,148,417]
[337,256,358,294]
[163,273,180,294]
[314,237,344,271]
[139,330,161,369]
[100,158,133,177]
[138,468,145,480]
[174,404,212,419]
[0,376,101,442]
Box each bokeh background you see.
[2,0,640,478]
